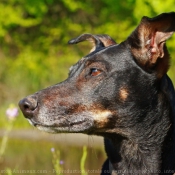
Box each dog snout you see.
[19,95,38,118]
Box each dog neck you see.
[111,137,162,174]
[105,95,172,175]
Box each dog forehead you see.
[70,44,128,69]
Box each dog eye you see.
[90,68,102,76]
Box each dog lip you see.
[70,119,87,126]
[28,118,68,128]
[28,118,39,127]
[31,119,87,128]
[28,117,93,133]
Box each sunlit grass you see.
[80,146,88,175]
[0,104,19,175]
[51,146,88,175]
[0,104,19,159]
[51,148,64,175]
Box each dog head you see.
[19,12,175,138]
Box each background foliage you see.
[0,0,175,110]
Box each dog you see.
[19,12,175,175]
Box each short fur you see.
[19,12,175,175]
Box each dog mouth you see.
[27,117,94,134]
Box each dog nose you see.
[18,95,38,118]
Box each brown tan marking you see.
[119,87,129,101]
[92,110,112,128]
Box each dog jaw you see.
[26,109,114,134]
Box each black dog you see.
[19,12,175,175]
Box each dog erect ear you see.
[68,33,116,53]
[127,12,175,78]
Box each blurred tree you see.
[0,0,174,106]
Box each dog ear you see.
[127,12,175,78]
[68,33,116,53]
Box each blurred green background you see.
[0,0,175,112]
[0,0,175,174]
